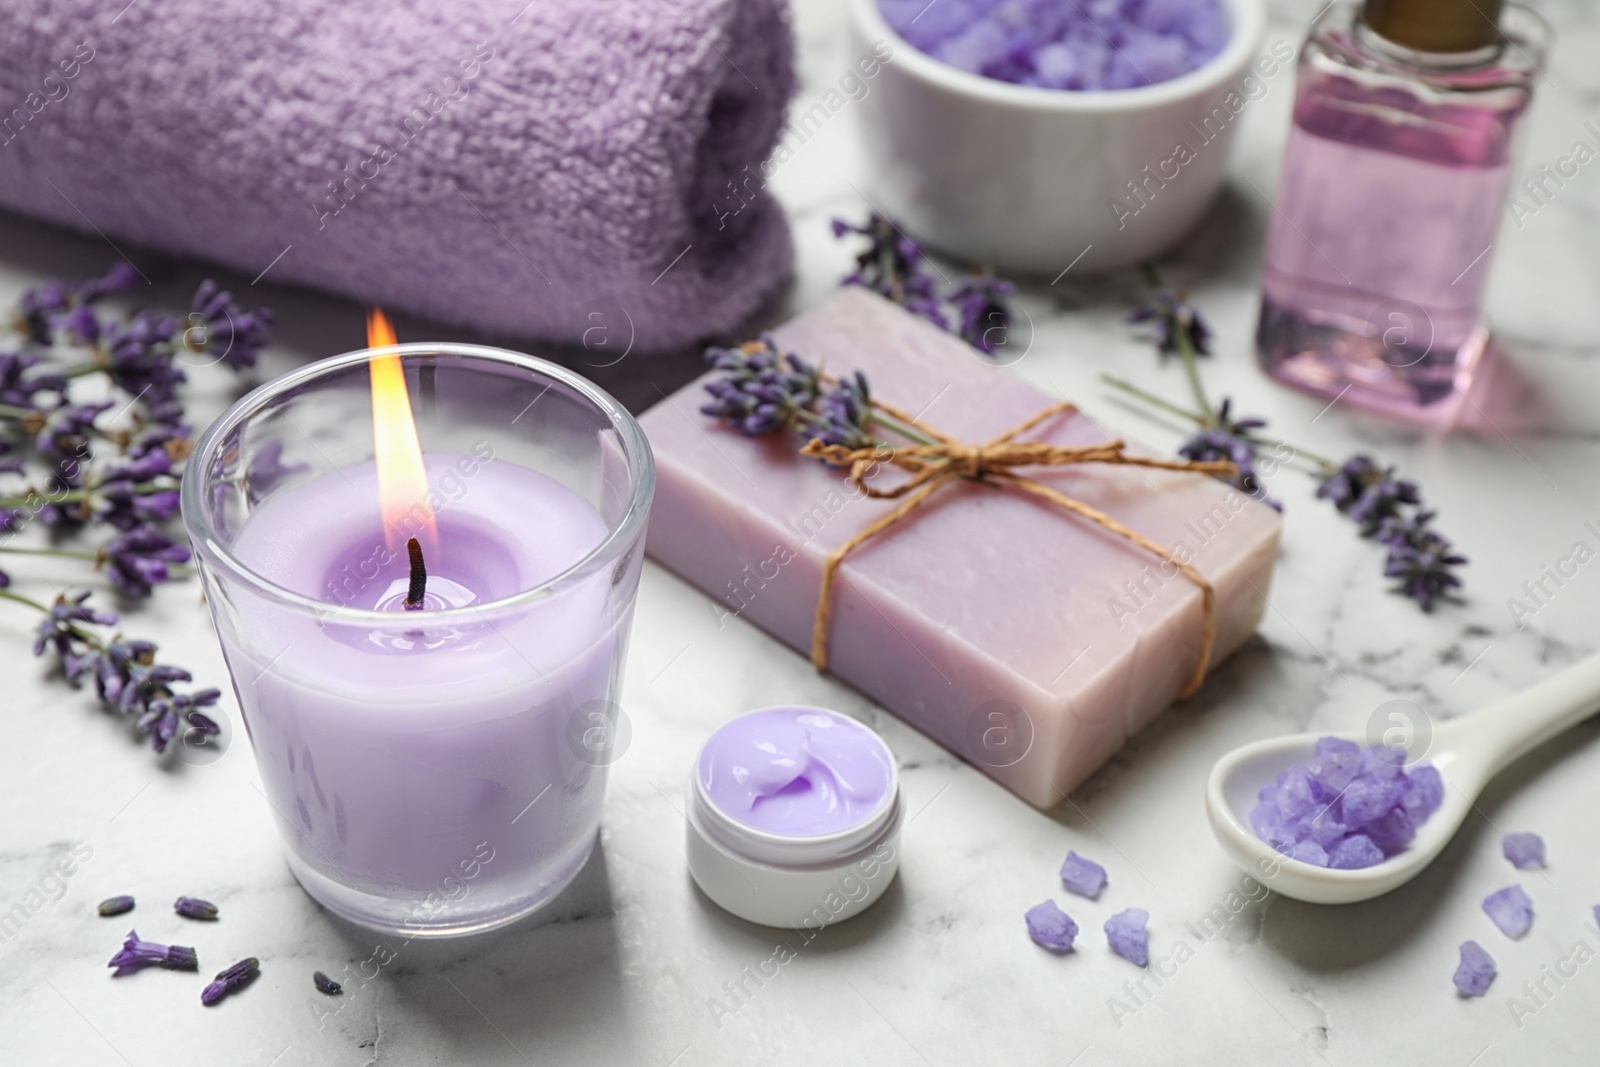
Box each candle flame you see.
[367,308,436,551]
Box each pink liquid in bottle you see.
[1256,2,1547,420]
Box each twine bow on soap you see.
[798,397,1237,699]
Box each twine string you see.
[796,400,1236,698]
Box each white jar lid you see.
[685,706,903,929]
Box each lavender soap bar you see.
[640,290,1281,807]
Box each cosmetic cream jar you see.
[685,706,903,928]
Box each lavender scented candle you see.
[182,338,653,936]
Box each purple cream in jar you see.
[686,707,903,928]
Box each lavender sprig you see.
[831,214,1019,353]
[1109,267,1468,611]
[10,588,221,753]
[701,339,927,454]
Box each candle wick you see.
[404,537,427,610]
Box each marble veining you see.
[3,0,1600,1063]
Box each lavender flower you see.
[1317,456,1466,609]
[101,524,191,598]
[93,637,158,706]
[313,971,343,995]
[139,687,223,753]
[88,449,182,531]
[184,281,273,370]
[201,957,260,1006]
[107,929,198,976]
[0,351,66,409]
[33,592,116,684]
[35,401,111,474]
[1177,399,1280,510]
[1316,456,1420,535]
[14,279,70,345]
[832,214,948,329]
[813,372,875,450]
[100,311,183,402]
[1128,283,1212,357]
[97,895,135,917]
[174,896,219,921]
[700,336,822,437]
[948,271,1015,356]
[1379,514,1467,612]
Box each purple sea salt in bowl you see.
[847,0,1269,273]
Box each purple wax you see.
[878,0,1230,91]
[1249,738,1441,869]
[698,708,896,836]
[226,455,622,915]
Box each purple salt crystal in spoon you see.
[1025,900,1078,953]
[1059,850,1107,899]
[1483,885,1534,939]
[1327,834,1384,870]
[1453,941,1495,997]
[1502,832,1545,870]
[1105,908,1150,967]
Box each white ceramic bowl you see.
[848,0,1272,275]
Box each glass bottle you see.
[1255,0,1549,420]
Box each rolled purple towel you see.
[0,0,795,351]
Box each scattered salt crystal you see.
[1060,850,1108,899]
[1105,908,1150,967]
[1502,832,1546,870]
[1248,738,1441,870]
[1026,900,1079,952]
[1482,885,1534,939]
[878,0,1230,91]
[1453,941,1495,997]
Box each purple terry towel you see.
[0,0,795,351]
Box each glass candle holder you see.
[181,344,653,936]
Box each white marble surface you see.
[5,0,1600,1063]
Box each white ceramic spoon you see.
[1206,651,1600,905]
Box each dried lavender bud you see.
[948,271,1015,356]
[1453,940,1496,997]
[174,896,219,921]
[97,895,135,917]
[107,929,198,976]
[1177,399,1279,511]
[313,971,343,996]
[832,214,948,330]
[1483,886,1534,939]
[201,957,260,1006]
[1104,908,1150,967]
[1058,851,1107,900]
[1024,901,1078,953]
[1128,285,1212,356]
[100,524,192,599]
[699,336,822,438]
[1502,832,1546,870]
[185,281,273,370]
[813,372,875,451]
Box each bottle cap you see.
[1362,0,1504,53]
[685,706,902,928]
